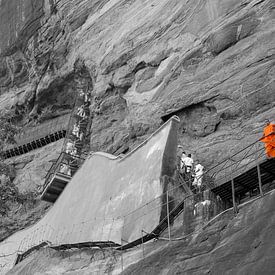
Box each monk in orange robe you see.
[260,120,275,158]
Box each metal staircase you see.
[41,90,91,203]
[40,152,85,203]
[1,115,70,159]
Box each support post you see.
[141,230,145,258]
[166,190,171,242]
[231,179,238,215]
[256,163,264,197]
[120,248,124,271]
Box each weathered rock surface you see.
[4,139,64,192]
[122,190,275,275]
[0,140,62,242]
[1,0,274,171]
[7,189,275,274]
[0,0,274,272]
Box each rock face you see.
[4,139,64,192]
[7,189,275,274]
[0,1,274,273]
[122,190,275,275]
[1,0,274,177]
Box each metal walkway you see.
[204,139,275,210]
[2,130,67,159]
[40,152,85,203]
[12,138,275,267]
[211,158,275,201]
[41,86,91,203]
[1,115,70,159]
[41,173,71,203]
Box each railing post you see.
[166,190,171,242]
[229,163,238,215]
[231,178,238,215]
[121,247,124,271]
[141,230,145,258]
[255,142,264,197]
[256,163,264,197]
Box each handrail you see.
[2,114,70,153]
[205,139,261,175]
[42,152,85,191]
[203,139,266,187]
[14,114,70,142]
[1,137,274,273]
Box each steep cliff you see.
[0,0,274,271]
[1,0,274,173]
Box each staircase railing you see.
[42,152,85,191]
[203,139,266,189]
[41,86,91,195]
[3,114,70,151]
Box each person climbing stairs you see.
[41,88,92,203]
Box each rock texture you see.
[122,190,275,275]
[0,140,62,242]
[7,189,275,274]
[0,0,274,272]
[4,139,64,192]
[0,0,274,171]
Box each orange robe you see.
[260,124,275,158]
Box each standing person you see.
[177,145,183,170]
[72,123,80,138]
[77,105,86,118]
[65,140,77,156]
[182,154,194,174]
[65,140,74,154]
[180,151,187,173]
[192,161,204,192]
[59,163,71,176]
[260,120,275,158]
[181,153,193,188]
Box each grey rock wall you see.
[0,0,274,190]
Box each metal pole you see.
[121,248,124,271]
[256,163,264,196]
[141,230,145,258]
[231,179,238,215]
[166,191,171,242]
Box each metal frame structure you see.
[1,115,70,159]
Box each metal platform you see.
[203,139,275,207]
[41,172,71,203]
[40,152,85,203]
[2,130,66,159]
[2,114,70,159]
[211,158,275,201]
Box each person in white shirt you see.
[72,123,80,137]
[59,163,71,176]
[180,150,187,172]
[77,105,86,118]
[65,140,77,156]
[193,161,204,191]
[182,153,194,174]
